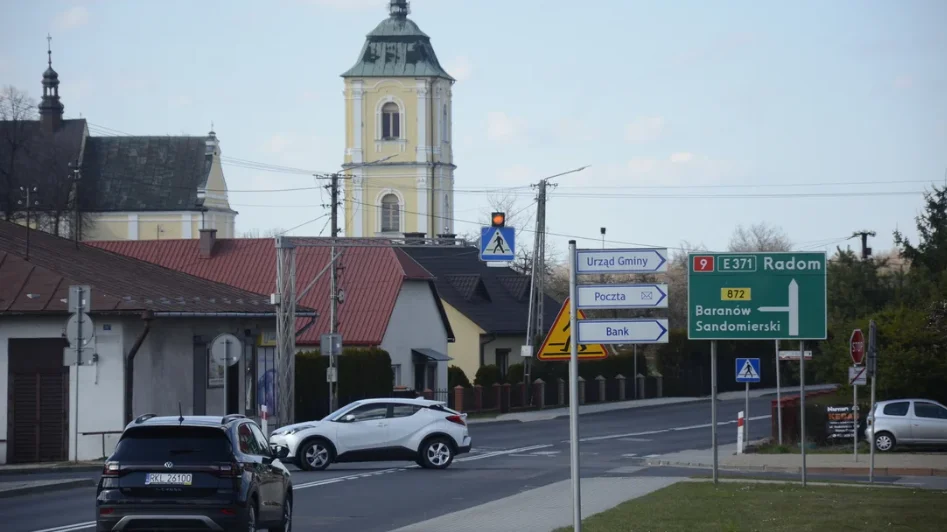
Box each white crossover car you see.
[269,397,472,471]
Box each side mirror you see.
[342,414,356,422]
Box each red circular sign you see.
[850,329,866,365]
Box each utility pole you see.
[327,172,342,413]
[17,186,39,260]
[852,230,875,260]
[69,160,82,247]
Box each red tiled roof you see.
[89,237,440,346]
[0,222,284,315]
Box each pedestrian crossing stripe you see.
[536,297,609,361]
[739,359,759,380]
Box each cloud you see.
[486,111,526,143]
[262,134,295,154]
[445,56,473,82]
[604,152,748,187]
[893,75,913,89]
[624,116,666,143]
[53,6,89,30]
[669,152,694,164]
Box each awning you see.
[412,348,452,363]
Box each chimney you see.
[436,233,457,245]
[403,232,426,245]
[199,228,217,258]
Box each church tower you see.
[342,0,456,239]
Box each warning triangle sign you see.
[536,298,609,362]
[739,360,759,380]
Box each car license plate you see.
[145,473,192,486]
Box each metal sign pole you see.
[799,339,807,487]
[745,381,750,447]
[853,382,858,462]
[567,240,582,531]
[74,286,82,462]
[711,340,718,484]
[775,339,782,445]
[868,319,878,483]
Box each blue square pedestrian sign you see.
[480,226,516,262]
[735,358,761,383]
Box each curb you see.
[0,464,103,476]
[643,459,947,477]
[0,478,96,498]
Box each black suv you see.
[96,413,293,531]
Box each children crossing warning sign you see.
[536,298,609,361]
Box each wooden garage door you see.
[7,338,69,464]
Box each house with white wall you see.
[0,221,315,464]
[90,233,456,408]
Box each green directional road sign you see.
[687,252,827,340]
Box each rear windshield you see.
[111,426,233,462]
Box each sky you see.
[2,0,945,261]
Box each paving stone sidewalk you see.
[0,461,103,476]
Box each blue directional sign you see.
[576,319,669,344]
[480,226,516,262]
[575,248,668,275]
[735,358,761,383]
[576,284,668,310]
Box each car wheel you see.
[874,431,895,452]
[268,494,292,532]
[246,500,257,532]
[298,439,332,471]
[420,437,454,469]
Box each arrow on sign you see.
[757,279,800,336]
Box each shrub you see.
[295,347,393,422]
[474,364,500,388]
[506,363,524,384]
[448,365,471,388]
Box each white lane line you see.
[564,415,772,443]
[622,453,638,457]
[30,523,95,532]
[644,454,660,458]
[31,443,555,532]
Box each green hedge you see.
[295,347,393,422]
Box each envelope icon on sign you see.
[641,291,653,300]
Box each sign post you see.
[567,241,581,532]
[775,339,782,445]
[688,252,827,487]
[735,358,761,450]
[850,329,865,462]
[868,320,878,482]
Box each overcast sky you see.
[2,0,945,259]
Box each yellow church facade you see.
[341,0,456,239]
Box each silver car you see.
[865,398,947,451]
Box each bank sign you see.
[687,252,827,341]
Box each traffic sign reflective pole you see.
[800,339,807,487]
[567,240,582,531]
[854,382,859,462]
[710,340,718,484]
[745,381,750,446]
[775,339,783,445]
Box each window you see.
[380,193,400,233]
[111,426,232,463]
[344,403,388,422]
[883,402,910,416]
[392,364,402,387]
[248,423,271,454]
[237,423,263,455]
[381,102,400,139]
[496,348,510,380]
[391,404,422,418]
[914,402,947,419]
[441,104,449,143]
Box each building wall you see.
[381,281,450,390]
[440,301,484,380]
[342,77,455,238]
[0,315,271,464]
[81,210,236,241]
[482,335,528,371]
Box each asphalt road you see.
[0,396,904,532]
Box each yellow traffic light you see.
[491,212,506,227]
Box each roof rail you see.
[134,413,158,424]
[221,414,246,425]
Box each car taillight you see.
[446,414,466,426]
[102,461,120,477]
[217,462,240,478]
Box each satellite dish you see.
[210,333,243,367]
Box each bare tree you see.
[665,239,707,328]
[0,86,38,222]
[241,227,287,238]
[728,222,792,252]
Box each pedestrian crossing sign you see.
[480,226,516,262]
[735,357,761,383]
[536,298,609,361]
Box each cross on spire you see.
[47,33,52,66]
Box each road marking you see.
[644,454,660,458]
[30,524,95,532]
[622,453,638,457]
[457,444,553,462]
[563,415,772,443]
[619,438,652,442]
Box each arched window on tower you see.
[380,193,401,233]
[381,102,400,140]
[442,104,449,143]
